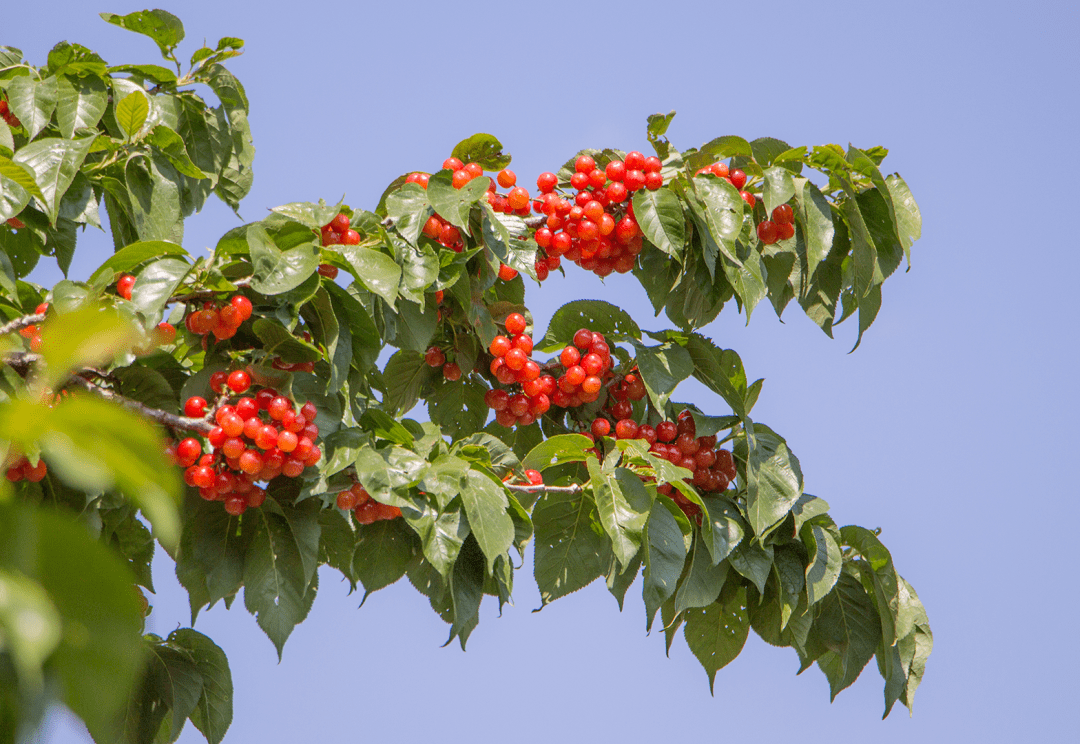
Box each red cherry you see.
[605,160,626,182]
[498,264,518,281]
[425,347,446,367]
[300,401,318,421]
[268,396,292,420]
[560,346,581,368]
[729,169,747,190]
[756,220,779,245]
[318,263,339,279]
[575,155,596,173]
[156,322,176,345]
[591,418,611,437]
[230,295,253,321]
[490,335,512,357]
[644,172,664,190]
[573,328,594,349]
[777,222,795,241]
[184,397,207,417]
[504,348,527,371]
[615,419,639,439]
[537,172,558,193]
[442,362,461,381]
[505,312,527,336]
[497,169,516,188]
[740,191,756,208]
[227,370,251,393]
[176,438,201,465]
[772,204,794,224]
[624,170,646,191]
[643,156,662,173]
[117,274,136,301]
[442,157,464,171]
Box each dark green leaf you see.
[533,490,607,606]
[683,585,750,693]
[745,425,803,538]
[100,10,185,58]
[426,170,489,234]
[427,377,488,441]
[247,224,319,295]
[642,500,687,630]
[538,299,640,352]
[521,433,593,471]
[385,183,431,245]
[634,341,693,411]
[803,522,842,605]
[587,461,652,570]
[353,517,420,595]
[674,535,730,613]
[762,166,795,216]
[699,497,746,564]
[450,133,510,171]
[147,126,208,179]
[112,364,177,412]
[729,540,773,595]
[130,257,191,319]
[251,318,321,364]
[125,154,184,243]
[148,645,203,742]
[632,188,685,259]
[339,245,400,306]
[813,570,882,701]
[167,629,232,744]
[459,470,514,572]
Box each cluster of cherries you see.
[4,454,47,483]
[424,345,462,382]
[483,312,550,427]
[0,99,20,128]
[755,204,797,245]
[583,408,738,519]
[334,482,402,524]
[182,293,254,341]
[170,372,322,515]
[532,153,656,279]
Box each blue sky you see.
[8,0,1079,741]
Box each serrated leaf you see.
[632,187,685,258]
[247,224,319,295]
[100,9,185,58]
[642,500,687,630]
[683,585,750,693]
[11,136,95,224]
[55,75,108,139]
[251,319,322,363]
[115,91,149,140]
[426,170,489,234]
[353,517,420,595]
[674,535,729,614]
[339,245,400,306]
[588,461,651,570]
[450,133,510,171]
[699,497,746,564]
[813,569,882,701]
[459,470,514,572]
[533,489,607,606]
[130,257,191,319]
[7,75,58,140]
[167,629,232,744]
[803,523,842,605]
[538,299,640,352]
[729,540,773,595]
[521,433,593,471]
[633,341,693,411]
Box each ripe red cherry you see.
[176,438,202,465]
[756,220,779,245]
[606,182,628,203]
[463,162,484,179]
[156,322,176,345]
[740,191,756,208]
[624,170,646,191]
[610,400,633,420]
[772,204,794,224]
[573,328,594,349]
[605,160,626,182]
[729,169,747,190]
[615,419,639,439]
[498,264,518,281]
[184,396,208,417]
[504,348,527,371]
[656,421,677,442]
[590,418,611,437]
[560,346,581,368]
[442,362,461,381]
[443,157,464,171]
[624,151,646,171]
[497,169,516,188]
[643,156,662,173]
[329,213,350,233]
[537,172,558,193]
[507,186,530,210]
[209,371,228,394]
[505,313,526,335]
[490,335,511,357]
[644,172,664,190]
[425,347,446,367]
[227,370,251,393]
[575,155,596,173]
[117,274,136,301]
[777,222,795,241]
[438,223,460,247]
[317,263,339,279]
[230,295,253,321]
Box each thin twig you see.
[0,313,44,337]
[169,277,252,305]
[68,374,214,435]
[505,483,583,495]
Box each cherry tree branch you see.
[0,312,44,336]
[505,483,583,495]
[169,277,252,305]
[67,374,214,435]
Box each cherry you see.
[643,156,662,173]
[573,328,594,349]
[497,169,516,188]
[624,151,646,171]
[177,438,201,465]
[610,400,633,420]
[490,335,511,357]
[464,162,484,179]
[772,204,794,224]
[606,182,628,203]
[156,322,177,345]
[560,346,581,368]
[442,362,461,381]
[729,169,747,190]
[777,222,795,241]
[184,396,207,417]
[318,263,339,279]
[624,170,646,191]
[452,169,472,189]
[329,213,350,233]
[504,348,527,371]
[425,347,446,367]
[526,469,543,485]
[740,191,756,208]
[591,418,611,437]
[644,172,664,190]
[615,419,639,439]
[300,401,318,421]
[443,157,464,171]
[117,274,136,301]
[537,172,558,193]
[575,155,596,173]
[498,264,518,281]
[227,370,251,393]
[230,295,253,321]
[606,160,626,182]
[757,220,779,245]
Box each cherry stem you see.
[504,483,583,495]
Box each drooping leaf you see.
[533,489,608,606]
[632,187,685,259]
[812,569,882,701]
[683,585,750,694]
[55,74,108,138]
[538,299,641,351]
[12,136,95,224]
[100,9,185,58]
[642,500,687,630]
[7,75,58,140]
[167,629,233,744]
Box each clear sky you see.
[8,0,1079,741]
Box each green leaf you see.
[251,319,321,363]
[148,644,203,742]
[799,180,835,282]
[632,187,684,259]
[684,333,751,417]
[682,585,750,693]
[803,522,842,605]
[791,493,830,535]
[242,508,317,659]
[340,245,400,306]
[841,525,903,646]
[55,75,108,139]
[674,535,730,614]
[447,537,485,648]
[459,470,514,572]
[115,91,150,140]
[0,503,146,742]
[0,155,46,207]
[691,175,744,263]
[699,497,746,564]
[633,341,693,411]
[124,153,184,243]
[744,425,803,538]
[385,183,431,245]
[587,461,651,570]
[393,298,437,352]
[533,489,607,606]
[0,568,62,690]
[538,299,641,352]
[112,364,177,412]
[426,170,489,234]
[897,577,932,713]
[521,433,594,471]
[147,125,209,179]
[7,75,58,141]
[100,10,185,58]
[729,540,774,595]
[247,224,319,295]
[12,136,95,224]
[353,518,420,595]
[642,500,687,630]
[167,629,233,744]
[450,133,511,171]
[481,206,538,279]
[885,174,920,265]
[750,137,795,170]
[0,168,30,222]
[405,500,470,578]
[58,171,100,227]
[647,110,676,139]
[381,350,434,415]
[174,498,248,620]
[130,257,191,319]
[689,135,753,171]
[36,304,140,388]
[427,377,488,441]
[88,240,187,284]
[813,569,882,701]
[762,166,795,216]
